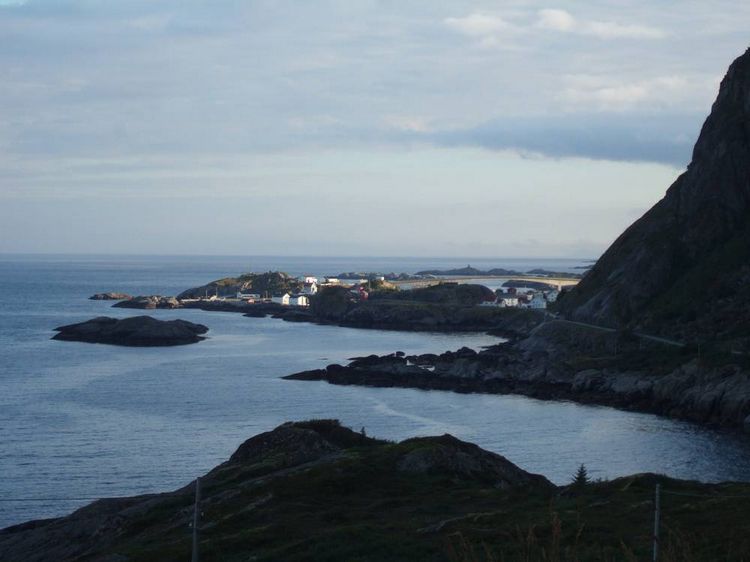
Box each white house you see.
[496,294,520,307]
[529,293,547,309]
[302,282,318,295]
[289,294,310,307]
[303,276,318,285]
[271,293,290,305]
[237,291,261,301]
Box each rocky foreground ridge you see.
[559,47,750,350]
[52,316,209,346]
[2,420,749,561]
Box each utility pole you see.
[653,483,661,562]
[192,477,201,562]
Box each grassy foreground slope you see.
[1,421,749,561]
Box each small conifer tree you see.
[572,464,590,487]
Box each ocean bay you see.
[2,255,750,529]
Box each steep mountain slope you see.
[559,48,750,346]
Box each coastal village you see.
[202,274,564,310]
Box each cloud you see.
[444,7,668,51]
[536,9,576,32]
[384,115,431,133]
[536,8,666,39]
[585,20,667,40]
[559,75,693,111]
[443,12,520,49]
[421,112,706,166]
[443,12,509,36]
[2,0,749,255]
[0,2,740,168]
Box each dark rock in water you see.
[89,292,131,301]
[279,309,315,323]
[52,316,208,346]
[406,352,440,365]
[113,295,180,309]
[243,307,268,318]
[559,47,750,347]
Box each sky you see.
[0,1,748,258]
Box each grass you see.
[60,424,750,562]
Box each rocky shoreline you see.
[91,286,750,432]
[285,321,750,433]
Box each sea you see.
[1,254,750,529]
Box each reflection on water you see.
[1,256,749,528]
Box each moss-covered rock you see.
[177,271,303,299]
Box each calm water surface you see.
[1,255,749,528]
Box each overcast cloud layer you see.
[1,1,749,256]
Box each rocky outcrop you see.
[571,361,750,426]
[559,48,750,349]
[286,325,750,432]
[113,295,180,309]
[396,434,552,489]
[89,292,131,301]
[228,420,373,466]
[52,316,208,346]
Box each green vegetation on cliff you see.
[177,271,303,299]
[369,282,495,305]
[309,283,538,333]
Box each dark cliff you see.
[559,47,750,347]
